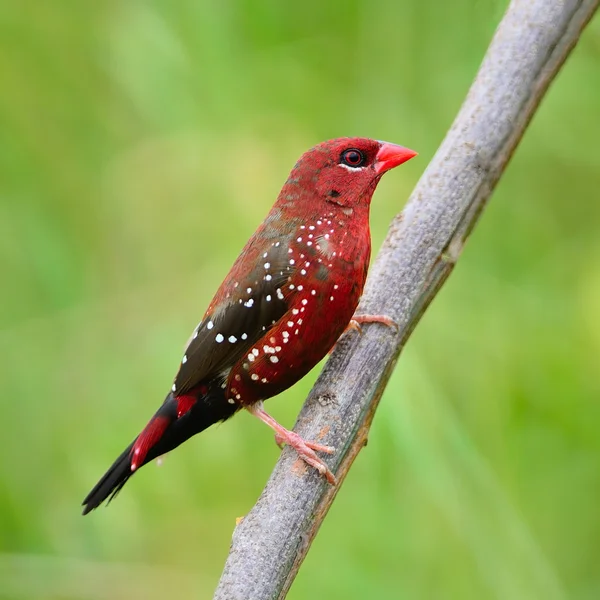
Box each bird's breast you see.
[283,216,371,348]
[223,211,372,404]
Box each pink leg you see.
[247,402,337,485]
[348,314,398,334]
[328,314,399,354]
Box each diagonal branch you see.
[214,0,599,598]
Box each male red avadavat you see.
[82,137,417,514]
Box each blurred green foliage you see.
[1,1,599,598]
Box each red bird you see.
[82,137,416,514]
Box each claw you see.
[274,432,285,450]
[346,319,364,335]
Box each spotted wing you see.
[172,240,297,395]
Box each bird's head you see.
[280,137,417,213]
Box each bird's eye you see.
[340,149,365,168]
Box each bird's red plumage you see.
[82,137,416,513]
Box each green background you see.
[1,1,600,598]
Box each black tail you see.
[81,443,135,515]
[82,388,238,515]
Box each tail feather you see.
[131,414,171,471]
[82,387,237,515]
[82,443,134,515]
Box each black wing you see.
[172,238,297,395]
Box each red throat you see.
[374,143,418,175]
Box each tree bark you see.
[214,0,599,598]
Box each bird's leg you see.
[328,314,399,354]
[246,402,337,485]
[347,314,398,335]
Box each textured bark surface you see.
[214,0,599,598]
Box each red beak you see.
[374,142,418,175]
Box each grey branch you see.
[214,0,599,598]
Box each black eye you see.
[341,148,365,168]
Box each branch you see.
[214,0,599,598]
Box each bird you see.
[82,137,417,514]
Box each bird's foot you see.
[347,314,398,334]
[274,431,334,454]
[274,429,337,484]
[328,314,398,354]
[247,403,337,485]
